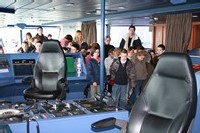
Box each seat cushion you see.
[140,113,172,133]
[23,88,60,100]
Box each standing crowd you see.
[16,25,166,110]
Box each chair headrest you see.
[154,52,193,79]
[41,40,63,53]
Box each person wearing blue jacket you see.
[86,44,101,99]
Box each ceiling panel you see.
[8,0,34,9]
[0,0,200,27]
[0,0,16,7]
[15,0,53,14]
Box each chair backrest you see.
[127,52,197,133]
[24,40,67,100]
[34,40,66,92]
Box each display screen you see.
[12,59,35,76]
[66,57,75,73]
[0,56,9,73]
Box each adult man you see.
[34,26,48,43]
[104,35,115,59]
[119,25,142,50]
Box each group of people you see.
[59,30,88,54]
[17,26,50,53]
[85,25,166,110]
[15,25,166,110]
[17,27,88,54]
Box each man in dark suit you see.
[104,35,115,59]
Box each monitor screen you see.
[65,57,75,73]
[0,56,9,73]
[12,59,35,76]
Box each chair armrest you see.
[91,117,116,129]
[22,76,33,84]
[91,117,128,132]
[57,78,68,100]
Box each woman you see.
[74,30,88,51]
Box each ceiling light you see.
[86,9,118,15]
[96,9,101,14]
[154,17,158,20]
[192,15,198,18]
[86,12,91,15]
[65,3,75,7]
[118,6,125,10]
[144,16,150,19]
[96,9,118,14]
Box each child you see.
[17,41,29,53]
[129,50,149,105]
[110,48,136,108]
[32,41,42,53]
[70,41,80,53]
[86,45,101,99]
[104,48,115,94]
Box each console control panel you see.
[0,99,122,124]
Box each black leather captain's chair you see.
[23,40,67,101]
[92,52,197,133]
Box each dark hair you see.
[37,26,43,30]
[22,41,29,45]
[76,30,82,33]
[90,45,100,56]
[128,46,135,52]
[157,44,165,50]
[136,45,145,50]
[129,25,135,31]
[148,49,156,54]
[105,35,111,39]
[108,48,114,55]
[64,34,73,42]
[26,32,32,38]
[121,48,128,54]
[36,41,42,44]
[90,42,100,49]
[0,45,4,53]
[48,34,52,37]
[71,41,80,50]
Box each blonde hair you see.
[74,30,84,44]
[113,48,121,57]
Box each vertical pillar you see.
[20,29,23,45]
[100,0,105,93]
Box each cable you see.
[25,115,40,133]
[26,116,30,133]
[24,99,36,113]
[31,118,40,133]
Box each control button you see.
[65,103,70,108]
[40,113,48,119]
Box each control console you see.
[0,99,122,124]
